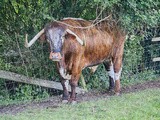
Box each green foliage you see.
[96,0,160,33]
[13,84,49,101]
[82,65,109,90]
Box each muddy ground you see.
[0,80,160,115]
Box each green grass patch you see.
[1,88,160,120]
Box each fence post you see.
[152,37,160,62]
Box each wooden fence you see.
[0,70,86,94]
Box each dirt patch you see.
[0,80,160,115]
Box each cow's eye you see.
[61,35,65,40]
[47,39,50,42]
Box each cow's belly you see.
[84,50,111,68]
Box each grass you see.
[1,88,160,120]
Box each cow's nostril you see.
[49,52,62,61]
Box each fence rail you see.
[153,57,160,62]
[152,37,160,42]
[0,70,85,94]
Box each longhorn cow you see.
[25,18,126,103]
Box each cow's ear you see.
[65,29,84,46]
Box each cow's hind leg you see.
[61,79,69,103]
[112,37,125,95]
[112,49,123,95]
[103,61,115,91]
[113,58,122,95]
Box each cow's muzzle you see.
[49,52,62,61]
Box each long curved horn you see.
[66,29,84,46]
[25,29,45,48]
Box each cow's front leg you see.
[69,74,80,104]
[61,79,69,103]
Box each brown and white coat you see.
[25,18,126,103]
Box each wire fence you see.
[0,28,160,104]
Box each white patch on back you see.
[59,67,71,80]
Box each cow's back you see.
[61,18,125,69]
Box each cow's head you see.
[25,22,84,61]
[46,27,65,61]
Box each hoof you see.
[62,100,68,104]
[108,88,115,95]
[68,98,77,105]
[71,100,77,105]
[108,88,114,92]
[114,92,120,96]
